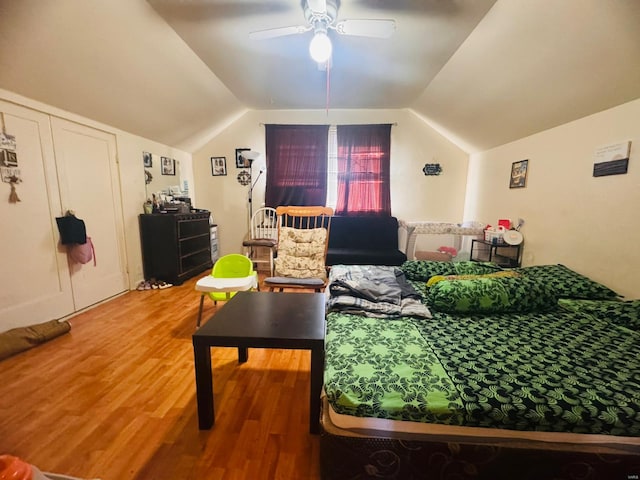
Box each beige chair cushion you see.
[274,227,327,278]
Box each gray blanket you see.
[328,265,432,319]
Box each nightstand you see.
[470,239,522,267]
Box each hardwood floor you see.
[0,275,321,480]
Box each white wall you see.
[464,98,640,299]
[0,89,193,291]
[117,135,194,287]
[191,108,470,257]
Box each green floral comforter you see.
[324,299,640,436]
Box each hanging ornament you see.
[1,164,22,204]
[236,169,251,186]
[7,174,21,203]
[423,163,443,176]
[0,115,21,203]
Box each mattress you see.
[320,397,640,480]
[321,396,640,454]
[323,266,640,437]
[321,263,640,479]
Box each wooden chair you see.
[264,206,333,292]
[242,206,278,276]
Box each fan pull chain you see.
[325,60,331,115]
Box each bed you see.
[321,262,640,479]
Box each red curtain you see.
[335,124,391,216]
[265,124,329,207]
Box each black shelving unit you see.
[470,239,522,268]
[139,211,213,285]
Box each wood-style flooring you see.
[0,274,321,480]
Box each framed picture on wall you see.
[161,156,176,176]
[236,148,251,168]
[211,156,227,176]
[2,150,18,168]
[509,159,528,188]
[143,151,152,168]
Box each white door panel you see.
[51,118,127,311]
[0,101,74,330]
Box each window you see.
[335,124,391,216]
[265,124,329,207]
[265,123,391,215]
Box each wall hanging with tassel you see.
[0,112,22,203]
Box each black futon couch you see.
[326,216,407,266]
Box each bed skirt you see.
[319,398,640,480]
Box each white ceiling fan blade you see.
[307,0,327,15]
[334,19,396,38]
[249,25,311,40]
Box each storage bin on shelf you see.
[484,225,507,245]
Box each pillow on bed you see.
[559,299,640,331]
[515,264,620,300]
[426,275,557,314]
[453,261,504,276]
[426,270,520,287]
[401,260,457,281]
[401,260,502,282]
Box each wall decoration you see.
[1,167,19,182]
[1,150,18,167]
[593,141,631,177]
[0,131,18,168]
[422,163,442,176]
[1,168,22,203]
[211,156,227,176]
[144,169,153,184]
[0,132,16,151]
[8,176,21,202]
[509,159,528,188]
[0,129,21,203]
[161,156,175,176]
[143,151,152,168]
[236,169,251,186]
[236,148,251,168]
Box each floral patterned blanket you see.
[324,270,640,436]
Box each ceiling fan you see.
[249,0,396,63]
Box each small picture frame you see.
[211,156,227,176]
[236,148,251,168]
[509,159,528,188]
[1,150,18,168]
[161,156,176,176]
[1,167,20,183]
[143,151,152,168]
[0,133,16,151]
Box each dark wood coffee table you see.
[192,291,326,434]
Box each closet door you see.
[51,117,127,311]
[0,101,74,331]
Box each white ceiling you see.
[1,0,639,154]
[147,0,497,110]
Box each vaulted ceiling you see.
[1,0,639,154]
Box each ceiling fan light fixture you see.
[309,31,332,63]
